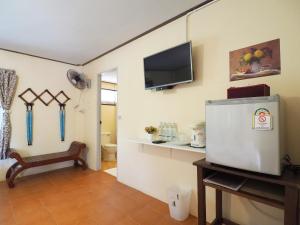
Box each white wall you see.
[82,0,300,224]
[0,50,85,180]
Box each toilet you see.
[101,132,117,161]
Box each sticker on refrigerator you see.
[253,108,272,130]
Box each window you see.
[101,89,117,105]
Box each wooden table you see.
[193,159,300,225]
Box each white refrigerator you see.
[205,95,284,175]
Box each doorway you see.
[98,69,118,177]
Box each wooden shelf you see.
[128,138,206,154]
[204,178,284,209]
[193,159,300,189]
[194,159,300,225]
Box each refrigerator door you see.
[206,95,281,175]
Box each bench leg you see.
[78,158,87,170]
[74,158,87,170]
[6,162,20,179]
[74,160,79,167]
[7,166,26,188]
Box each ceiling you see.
[0,0,207,65]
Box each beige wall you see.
[0,0,299,224]
[83,0,300,224]
[101,81,117,144]
[0,50,84,180]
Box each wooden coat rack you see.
[18,88,71,145]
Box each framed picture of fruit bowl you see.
[229,39,281,81]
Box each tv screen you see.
[143,42,193,89]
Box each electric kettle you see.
[191,122,205,148]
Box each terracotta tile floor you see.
[0,167,198,225]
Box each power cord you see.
[249,201,282,221]
[283,154,300,174]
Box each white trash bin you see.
[167,186,192,221]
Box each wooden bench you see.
[6,141,87,188]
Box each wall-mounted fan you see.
[67,69,91,89]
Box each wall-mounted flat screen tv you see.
[143,42,193,90]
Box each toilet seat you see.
[104,143,117,148]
